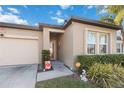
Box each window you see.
[116,43,123,53]
[116,30,123,53]
[116,30,122,40]
[87,31,109,54]
[99,33,108,54]
[87,32,96,54]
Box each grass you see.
[35,75,96,88]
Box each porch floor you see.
[37,61,74,82]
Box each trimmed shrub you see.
[42,50,50,68]
[77,54,124,71]
[42,50,50,61]
[87,63,124,88]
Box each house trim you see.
[0,22,40,31]
[1,35,39,40]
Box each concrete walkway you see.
[37,61,74,82]
[0,64,37,88]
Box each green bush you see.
[87,63,124,88]
[42,50,50,61]
[42,50,50,68]
[77,54,124,71]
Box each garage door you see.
[0,38,39,66]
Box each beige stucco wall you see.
[72,22,117,66]
[43,28,50,50]
[58,24,74,69]
[0,27,43,64]
[57,22,117,69]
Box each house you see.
[0,16,123,69]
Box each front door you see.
[50,40,57,60]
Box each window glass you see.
[88,32,96,44]
[99,33,108,53]
[116,30,122,40]
[99,34,107,44]
[88,44,95,54]
[116,30,121,36]
[116,43,123,53]
[87,32,96,54]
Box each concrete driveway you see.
[0,64,38,88]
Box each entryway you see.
[50,32,62,61]
[50,40,57,60]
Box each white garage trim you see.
[49,29,64,33]
[0,34,39,40]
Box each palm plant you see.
[99,15,115,25]
[114,8,124,25]
[97,5,124,25]
[97,5,124,43]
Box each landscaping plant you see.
[42,50,50,69]
[87,63,124,88]
[77,54,124,71]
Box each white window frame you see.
[85,28,110,55]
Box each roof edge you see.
[0,16,122,31]
[39,23,63,29]
[0,22,40,31]
[70,16,122,30]
[39,16,122,30]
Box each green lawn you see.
[35,75,96,88]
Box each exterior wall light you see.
[75,62,81,68]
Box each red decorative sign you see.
[45,61,52,70]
